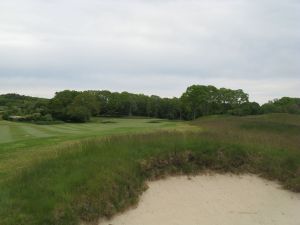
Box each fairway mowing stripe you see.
[9,124,34,141]
[27,125,61,136]
[19,126,50,138]
[0,125,13,143]
[78,123,117,131]
[50,124,82,131]
[61,124,93,132]
[72,124,96,129]
[36,125,78,134]
[47,125,79,132]
[85,125,106,130]
[63,124,91,129]
[30,124,67,133]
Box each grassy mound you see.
[1,131,300,225]
[0,114,299,225]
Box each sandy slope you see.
[99,174,300,225]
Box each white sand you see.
[99,174,300,225]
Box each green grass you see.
[0,114,299,225]
[0,118,186,181]
[191,113,300,151]
[0,125,12,143]
[0,117,178,147]
[241,121,300,134]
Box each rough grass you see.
[241,121,300,135]
[191,113,300,151]
[0,114,299,225]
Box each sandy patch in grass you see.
[99,174,300,225]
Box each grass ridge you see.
[0,130,299,225]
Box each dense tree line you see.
[180,85,252,119]
[261,97,300,114]
[1,85,298,123]
[0,94,51,122]
[47,85,258,122]
[48,90,181,122]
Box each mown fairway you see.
[0,118,187,181]
[0,114,299,225]
[0,117,181,148]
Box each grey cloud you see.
[0,0,299,103]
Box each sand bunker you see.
[99,174,300,225]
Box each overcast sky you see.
[0,0,299,103]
